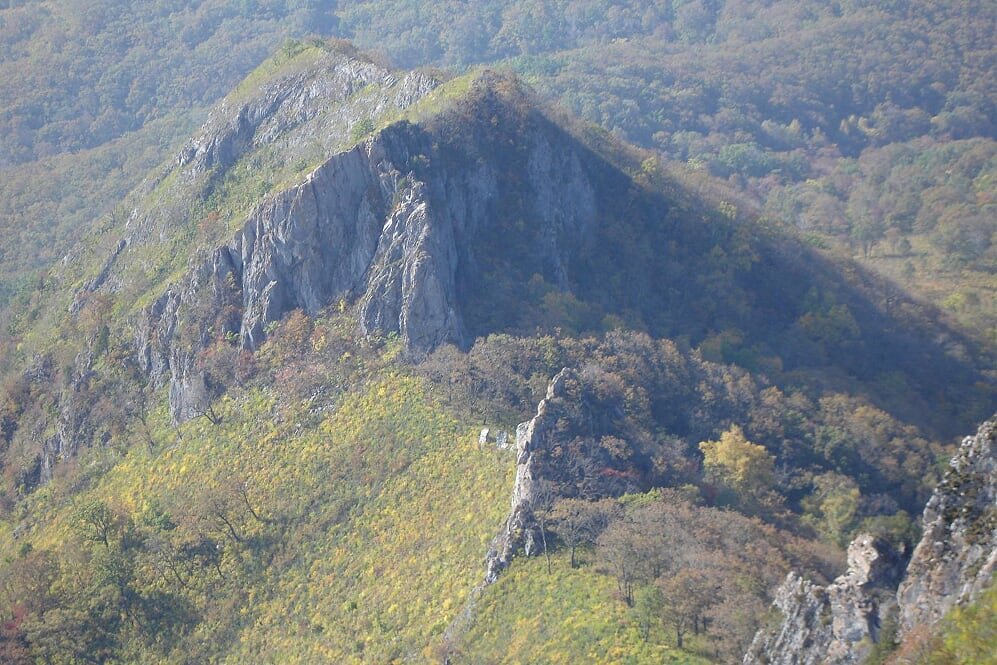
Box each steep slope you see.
[4,42,447,478]
[337,1,997,340]
[0,359,516,662]
[0,3,346,319]
[58,59,991,437]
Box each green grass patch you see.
[460,551,714,665]
[3,374,516,663]
[227,40,331,105]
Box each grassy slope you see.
[3,371,516,662]
[855,235,997,346]
[236,375,512,663]
[460,551,712,665]
[0,111,201,311]
[1,354,722,663]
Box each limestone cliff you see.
[131,71,601,422]
[897,415,997,635]
[743,535,902,665]
[137,134,462,419]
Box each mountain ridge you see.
[76,63,991,434]
[7,49,985,488]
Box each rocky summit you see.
[107,65,608,423]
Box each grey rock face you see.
[897,415,997,636]
[39,350,97,484]
[744,534,901,665]
[135,249,242,421]
[355,173,465,354]
[485,368,573,584]
[139,135,470,422]
[745,416,997,664]
[747,572,832,665]
[133,80,602,422]
[232,140,401,348]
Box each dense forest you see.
[0,2,994,664]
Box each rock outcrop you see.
[137,136,461,418]
[485,368,574,583]
[221,138,463,352]
[745,415,997,664]
[482,361,663,583]
[744,534,902,665]
[897,415,997,635]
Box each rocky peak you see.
[743,534,900,665]
[896,414,996,636]
[129,72,606,422]
[839,533,905,589]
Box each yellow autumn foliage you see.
[698,425,775,500]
